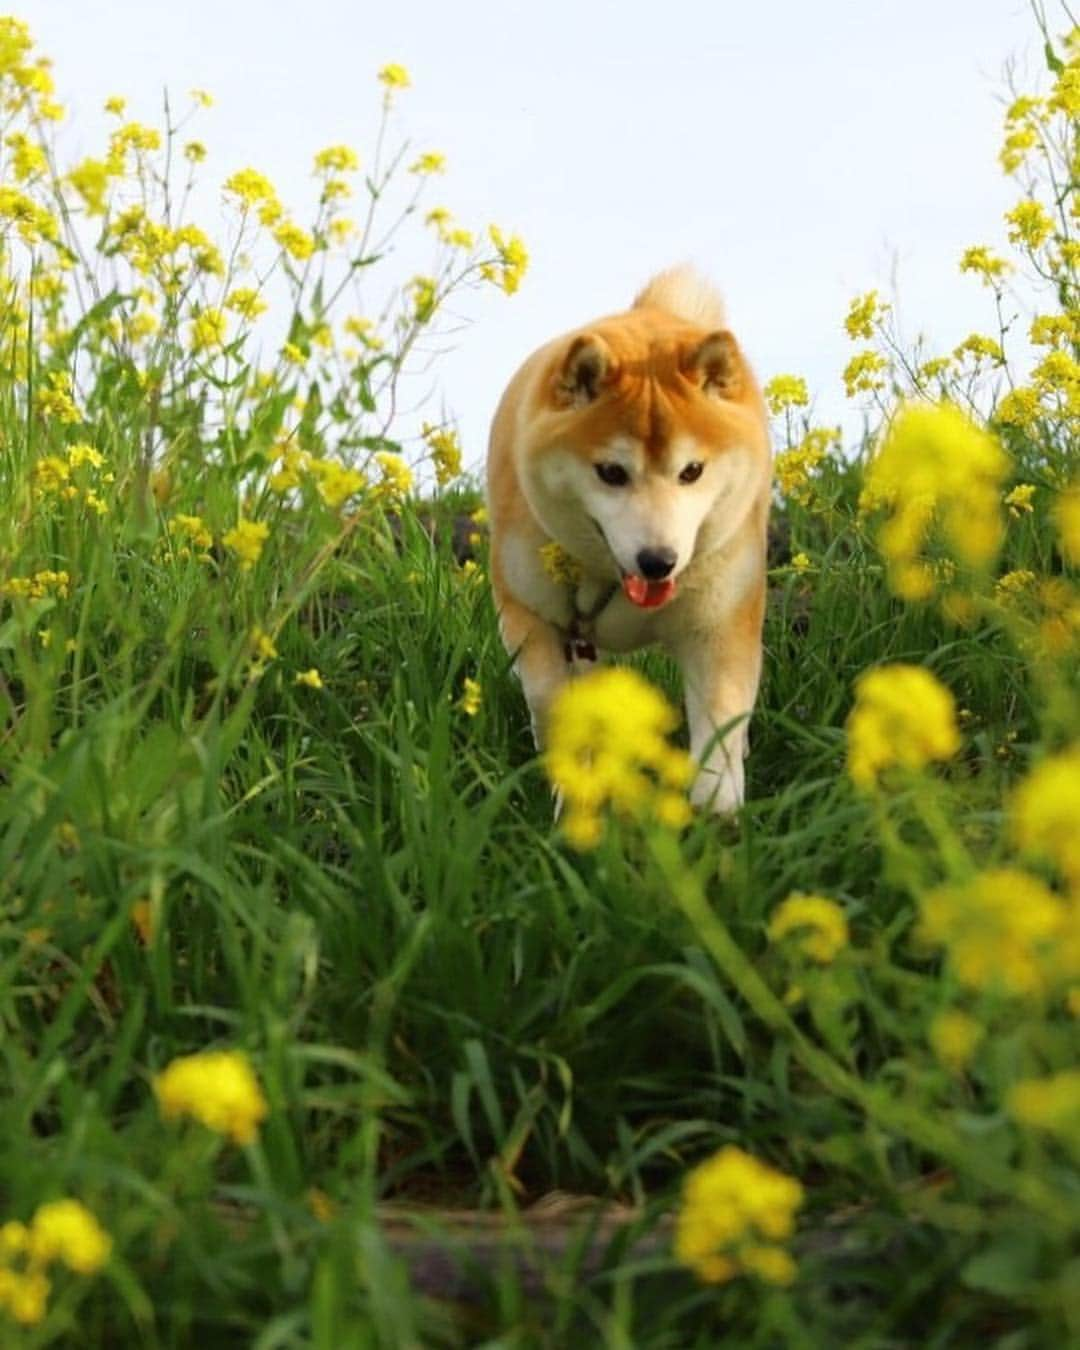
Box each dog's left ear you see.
[683,330,743,399]
[554,333,615,407]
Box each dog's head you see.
[520,319,770,608]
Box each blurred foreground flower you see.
[861,402,1009,600]
[768,893,849,963]
[154,1049,268,1145]
[0,1198,110,1326]
[675,1145,804,1286]
[918,868,1070,999]
[545,667,693,849]
[846,663,960,789]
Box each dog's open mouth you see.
[622,574,677,609]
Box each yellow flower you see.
[918,868,1066,999]
[308,457,365,508]
[409,151,446,174]
[28,1200,111,1274]
[928,1010,983,1073]
[675,1146,803,1286]
[1005,199,1054,250]
[953,333,1004,366]
[458,677,482,717]
[190,87,213,107]
[0,1267,49,1325]
[251,627,278,662]
[295,668,323,689]
[773,426,838,503]
[373,451,413,501]
[154,1049,268,1145]
[410,274,438,322]
[225,287,267,320]
[1055,483,1080,564]
[995,569,1036,602]
[314,144,359,174]
[103,94,126,116]
[34,371,81,424]
[421,422,463,487]
[33,454,71,492]
[1003,483,1035,516]
[0,186,59,243]
[545,667,694,848]
[844,290,888,340]
[377,62,411,88]
[959,245,1010,285]
[170,514,213,554]
[184,140,207,163]
[767,894,849,963]
[862,402,1009,584]
[539,540,584,585]
[273,220,316,262]
[846,664,960,789]
[222,519,269,570]
[1009,746,1080,882]
[996,386,1041,429]
[1008,1070,1080,1135]
[762,374,809,415]
[842,349,888,398]
[482,224,529,296]
[791,552,811,573]
[190,308,227,353]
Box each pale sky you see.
[27,0,1041,471]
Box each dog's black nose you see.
[636,547,677,580]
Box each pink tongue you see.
[622,574,677,608]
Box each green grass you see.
[1,444,1074,1345]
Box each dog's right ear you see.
[554,334,615,407]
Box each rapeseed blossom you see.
[154,1049,268,1145]
[0,1199,110,1326]
[768,894,849,964]
[544,667,694,849]
[862,402,1009,597]
[538,540,583,586]
[928,1010,984,1073]
[295,668,323,689]
[918,869,1067,998]
[222,519,269,569]
[763,374,809,415]
[675,1146,804,1286]
[458,677,482,717]
[846,664,960,789]
[1008,1070,1080,1135]
[1009,746,1080,881]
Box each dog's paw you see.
[690,767,743,816]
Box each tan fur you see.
[487,268,771,811]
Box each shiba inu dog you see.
[486,266,771,812]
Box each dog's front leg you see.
[495,590,569,751]
[672,604,764,815]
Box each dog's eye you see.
[595,462,630,486]
[679,461,705,484]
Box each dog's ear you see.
[555,334,615,407]
[683,330,743,399]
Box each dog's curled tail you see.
[633,265,726,329]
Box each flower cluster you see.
[767,894,849,964]
[918,868,1073,999]
[154,1049,268,1145]
[675,1146,804,1286]
[0,1199,110,1326]
[861,402,1009,600]
[846,664,960,790]
[544,667,694,849]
